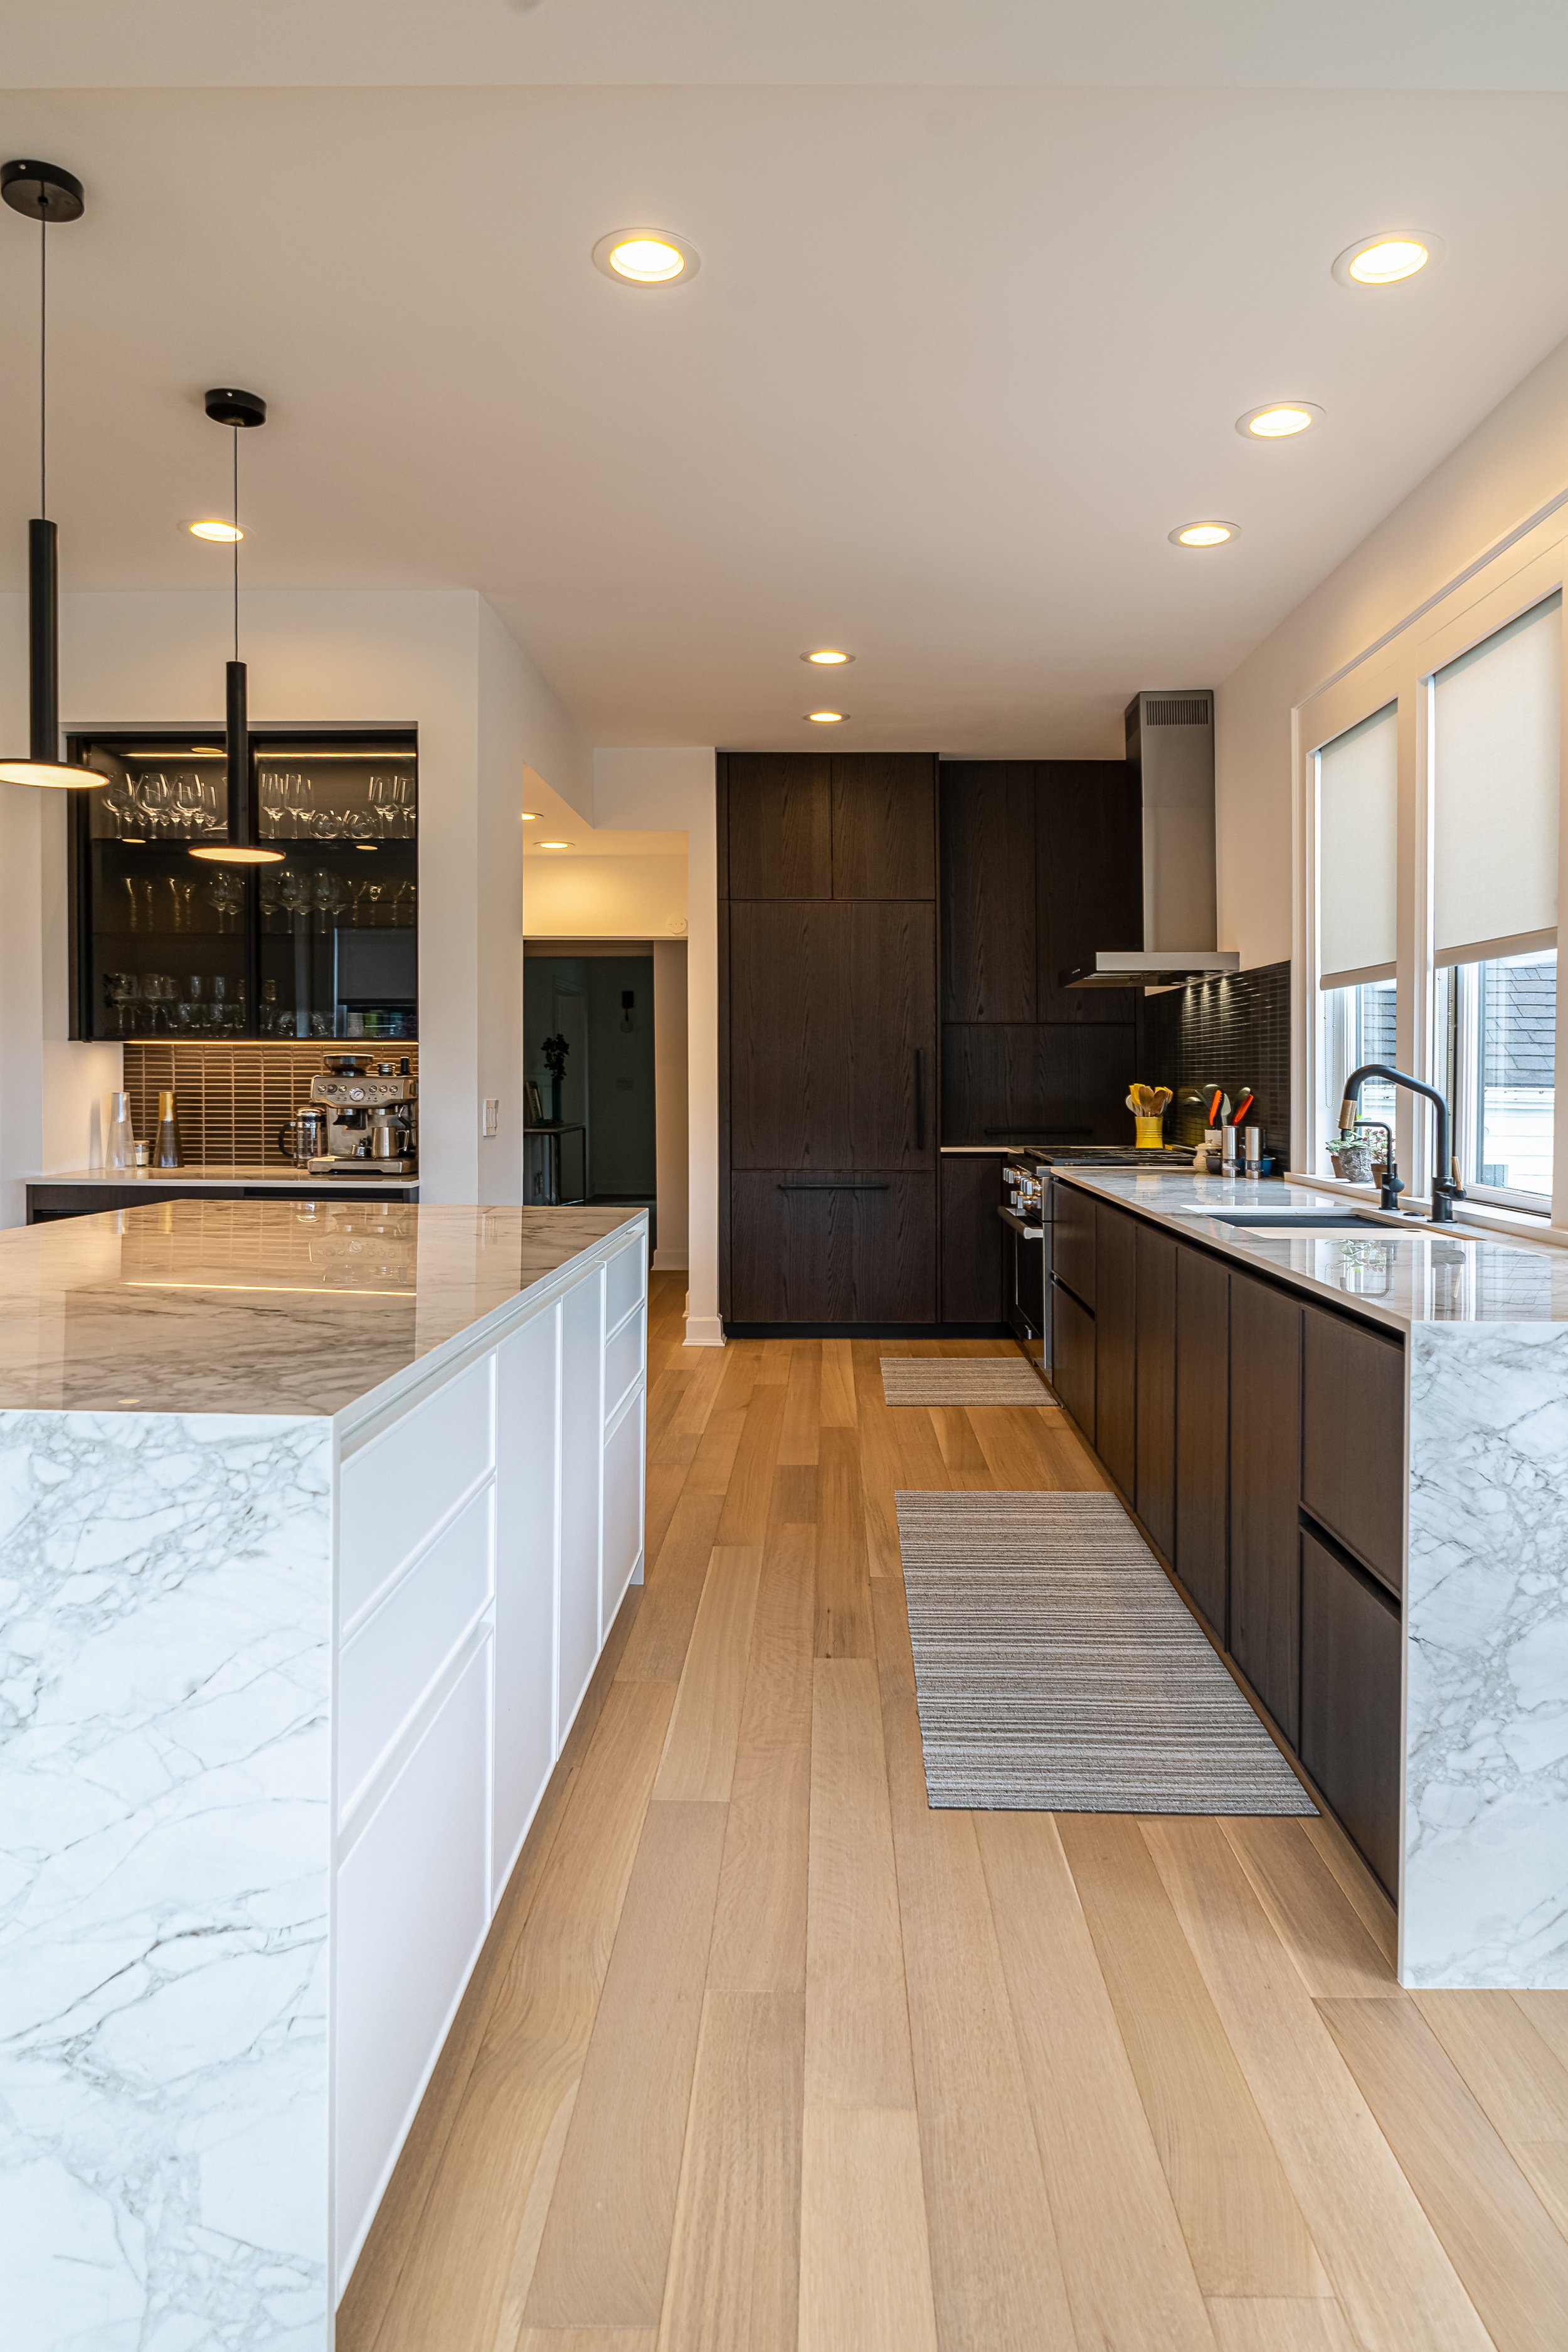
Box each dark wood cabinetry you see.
[1300,1528,1402,1894]
[1302,1307,1406,1596]
[1050,1277,1096,1439]
[1229,1274,1304,1747]
[1173,1247,1229,1638]
[1134,1222,1177,1560]
[721,752,938,1328]
[1094,1203,1137,1497]
[939,1155,1005,1323]
[940,765,1037,1023]
[1052,1177,1096,1309]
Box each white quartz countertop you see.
[0,1199,643,1417]
[1049,1167,1568,1332]
[24,1165,417,1191]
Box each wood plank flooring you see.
[340,1278,1568,2352]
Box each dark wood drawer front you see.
[1302,1306,1406,1596]
[1173,1244,1229,1638]
[831,756,936,900]
[1051,1179,1096,1308]
[1229,1271,1303,1748]
[724,754,832,898]
[940,1156,1005,1324]
[1094,1203,1137,1498]
[1050,1277,1095,1440]
[729,1174,936,1324]
[1300,1528,1402,1896]
[1135,1223,1177,1560]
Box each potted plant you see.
[541,1032,569,1125]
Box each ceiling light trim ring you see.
[1332,231,1444,288]
[1169,522,1239,548]
[591,228,701,286]
[1236,401,1325,440]
[801,649,854,665]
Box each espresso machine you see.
[304,1053,418,1177]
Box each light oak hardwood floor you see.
[340,1274,1568,2352]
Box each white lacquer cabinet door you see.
[494,1304,561,1898]
[601,1389,645,1640]
[558,1268,605,1733]
[334,1636,492,2294]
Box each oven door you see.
[999,1205,1047,1374]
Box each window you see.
[1324,976,1399,1135]
[1436,948,1557,1202]
[1316,704,1398,1163]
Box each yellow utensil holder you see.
[1134,1117,1165,1148]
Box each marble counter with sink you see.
[0,1198,650,2348]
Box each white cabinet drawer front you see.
[603,1303,646,1426]
[334,1635,490,2294]
[605,1235,646,1334]
[341,1355,494,1626]
[601,1391,644,1641]
[338,1485,494,1819]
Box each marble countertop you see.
[25,1166,418,1191]
[0,1199,643,1418]
[1049,1167,1568,1332]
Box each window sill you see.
[1286,1170,1568,1249]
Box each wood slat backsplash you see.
[122,1042,420,1167]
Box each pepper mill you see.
[154,1089,181,1170]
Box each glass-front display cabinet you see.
[68,731,418,1042]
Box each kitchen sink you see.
[1195,1207,1377,1229]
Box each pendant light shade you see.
[0,159,95,789]
[189,386,282,863]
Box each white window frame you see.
[1294,524,1568,1232]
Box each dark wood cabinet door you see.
[1174,1244,1229,1637]
[1135,1223,1177,1559]
[939,1019,1137,1147]
[1094,1203,1137,1497]
[724,754,832,899]
[728,901,851,1168]
[1302,1306,1406,1596]
[1229,1270,1303,1747]
[729,1172,936,1323]
[1051,1178,1096,1309]
[1036,762,1143,1023]
[939,764,1037,1022]
[1300,1529,1402,1895]
[940,1154,1005,1324]
[1050,1277,1095,1439]
[831,755,936,900]
[847,902,936,1168]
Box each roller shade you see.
[1318,703,1397,988]
[1434,591,1560,965]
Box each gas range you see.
[1027,1144,1198,1168]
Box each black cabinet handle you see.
[914,1048,926,1151]
[776,1179,890,1192]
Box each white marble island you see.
[0,1197,649,2350]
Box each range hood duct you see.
[1062,689,1239,988]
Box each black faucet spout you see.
[1338,1064,1464,1224]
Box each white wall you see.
[522,853,687,939]
[593,748,719,1345]
[652,941,689,1271]
[0,586,589,1216]
[1217,334,1568,971]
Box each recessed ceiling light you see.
[521,809,540,822]
[1237,402,1323,439]
[806,711,847,723]
[1333,233,1443,288]
[538,838,573,849]
[592,229,700,287]
[1169,522,1239,548]
[189,519,243,543]
[802,649,854,666]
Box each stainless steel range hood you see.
[1062,690,1239,988]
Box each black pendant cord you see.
[232,424,240,660]
[38,214,46,516]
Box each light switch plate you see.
[482,1097,500,1137]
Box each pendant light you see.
[0,159,95,789]
[190,386,282,864]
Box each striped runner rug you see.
[881,1357,1054,1407]
[896,1489,1316,1814]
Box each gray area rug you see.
[896,1490,1316,1815]
[881,1356,1054,1407]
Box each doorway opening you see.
[525,944,678,1250]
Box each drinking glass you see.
[168,876,196,933]
[137,772,171,834]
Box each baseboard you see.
[652,1248,689,1271]
[723,1321,1013,1340]
[684,1314,727,1347]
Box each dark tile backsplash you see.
[1137,961,1292,1161]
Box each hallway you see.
[339,1276,1568,2352]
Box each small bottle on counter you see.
[154,1089,181,1170]
[1244,1125,1263,1178]
[105,1091,134,1173]
[1220,1124,1238,1179]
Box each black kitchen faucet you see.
[1338,1065,1465,1224]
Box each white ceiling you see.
[2,38,1568,756]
